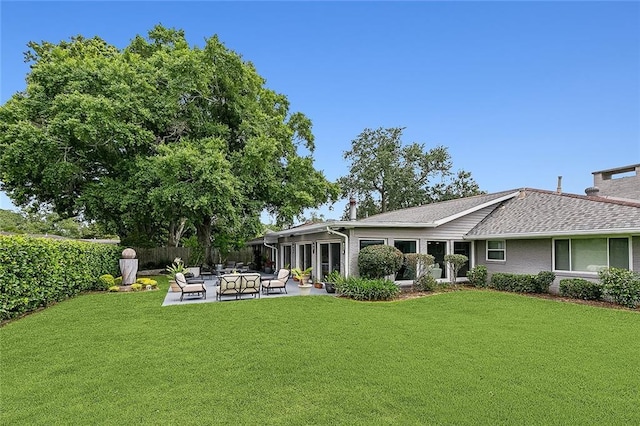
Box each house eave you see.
[465,228,640,240]
[433,191,521,226]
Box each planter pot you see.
[169,279,181,292]
[324,282,336,293]
[313,282,323,289]
[430,268,442,279]
[298,283,313,296]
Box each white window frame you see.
[393,239,419,281]
[486,240,506,262]
[358,238,387,250]
[552,236,632,273]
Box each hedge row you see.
[334,277,400,301]
[559,278,602,301]
[489,271,555,294]
[0,235,121,320]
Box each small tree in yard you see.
[445,254,468,286]
[406,253,436,291]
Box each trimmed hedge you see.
[358,245,403,279]
[490,271,554,294]
[334,277,400,301]
[467,265,488,288]
[559,278,602,301]
[0,235,121,320]
[598,268,640,308]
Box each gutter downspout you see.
[263,241,278,270]
[327,226,349,277]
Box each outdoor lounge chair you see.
[175,272,206,302]
[262,268,290,295]
[217,274,242,300]
[239,273,261,299]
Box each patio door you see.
[319,242,341,280]
[394,240,417,280]
[298,243,312,270]
[282,245,292,269]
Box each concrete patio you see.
[162,274,335,306]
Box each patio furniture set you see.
[174,269,291,302]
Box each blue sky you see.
[1,1,639,220]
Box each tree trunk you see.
[195,216,213,265]
[168,218,187,247]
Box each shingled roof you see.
[466,188,640,239]
[358,190,518,225]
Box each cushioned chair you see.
[239,273,262,299]
[217,274,242,300]
[175,272,206,302]
[262,269,290,295]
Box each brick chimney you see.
[591,164,640,201]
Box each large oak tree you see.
[0,25,338,260]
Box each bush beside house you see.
[358,245,403,279]
[0,235,120,321]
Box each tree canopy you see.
[338,127,482,219]
[0,25,338,260]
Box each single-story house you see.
[251,164,640,292]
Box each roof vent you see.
[585,186,600,197]
[556,176,562,194]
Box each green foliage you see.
[107,286,120,292]
[338,127,482,219]
[291,267,313,283]
[414,274,437,292]
[598,268,640,308]
[444,254,468,284]
[0,25,339,252]
[358,245,403,279]
[466,265,488,288]
[165,258,185,278]
[324,271,342,283]
[114,277,123,286]
[559,279,602,301]
[98,274,115,291]
[490,271,554,294]
[535,271,555,292]
[334,277,400,301]
[0,235,120,320]
[136,278,158,289]
[130,283,143,292]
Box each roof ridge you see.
[362,189,518,220]
[521,187,640,208]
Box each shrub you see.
[98,274,116,291]
[108,286,120,292]
[535,271,555,293]
[358,245,403,279]
[0,235,120,321]
[114,276,123,286]
[444,254,468,285]
[490,273,539,293]
[334,277,400,301]
[559,279,602,300]
[131,283,143,292]
[598,268,640,308]
[467,265,488,288]
[414,274,437,292]
[136,278,158,289]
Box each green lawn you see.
[2,277,639,425]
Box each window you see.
[359,239,385,250]
[426,241,446,269]
[394,240,417,280]
[554,237,630,272]
[486,240,506,261]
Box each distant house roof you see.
[358,190,518,225]
[465,188,640,239]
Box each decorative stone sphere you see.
[121,248,137,259]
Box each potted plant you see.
[324,271,341,294]
[166,257,186,292]
[291,267,313,296]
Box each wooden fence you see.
[134,246,254,269]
